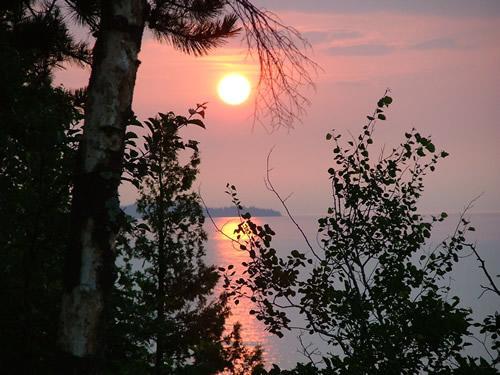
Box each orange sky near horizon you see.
[55,1,500,215]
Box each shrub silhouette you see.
[222,94,499,374]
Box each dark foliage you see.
[148,0,240,56]
[107,107,263,374]
[222,95,499,374]
[65,0,241,56]
[0,2,83,372]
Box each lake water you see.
[204,213,500,369]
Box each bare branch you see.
[297,333,322,366]
[228,0,320,130]
[198,188,251,252]
[455,194,499,298]
[468,243,500,298]
[265,147,321,260]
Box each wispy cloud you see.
[331,31,363,40]
[303,30,362,44]
[326,43,393,56]
[410,37,459,50]
[258,0,500,18]
[301,31,331,44]
[324,36,462,57]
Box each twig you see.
[198,189,244,244]
[265,147,321,261]
[297,333,322,366]
[228,0,321,130]
[468,243,500,297]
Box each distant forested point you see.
[123,204,281,218]
[206,206,281,217]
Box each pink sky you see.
[56,1,500,215]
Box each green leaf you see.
[426,142,436,152]
[187,118,206,128]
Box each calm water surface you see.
[204,214,500,369]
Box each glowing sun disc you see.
[217,73,251,105]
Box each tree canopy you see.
[220,95,500,374]
[0,2,83,371]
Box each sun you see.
[217,73,251,105]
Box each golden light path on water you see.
[208,217,280,367]
[204,214,500,371]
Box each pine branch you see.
[153,0,227,22]
[151,13,240,56]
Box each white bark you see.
[59,0,146,368]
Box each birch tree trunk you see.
[59,0,146,372]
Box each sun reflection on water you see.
[218,218,253,242]
[210,217,280,367]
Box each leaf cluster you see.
[109,106,263,373]
[222,95,499,374]
[0,2,83,371]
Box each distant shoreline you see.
[204,206,281,217]
[122,204,281,218]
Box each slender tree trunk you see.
[155,158,166,375]
[59,0,146,372]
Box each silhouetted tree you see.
[223,95,499,374]
[54,1,316,369]
[0,1,85,372]
[106,107,263,374]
